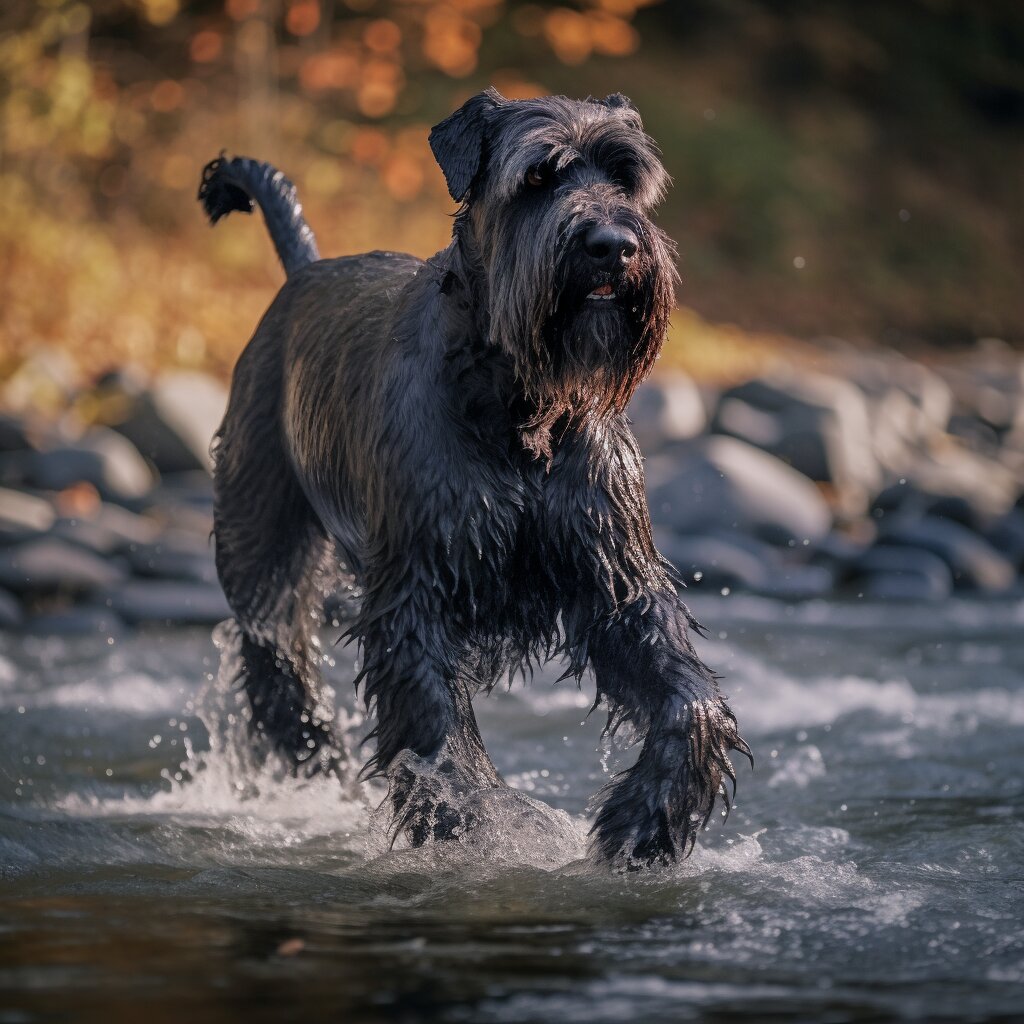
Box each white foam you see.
[12,672,189,714]
[712,645,1024,737]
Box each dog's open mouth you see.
[586,283,616,301]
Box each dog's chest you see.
[458,443,606,618]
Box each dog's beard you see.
[485,209,676,460]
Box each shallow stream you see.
[2,596,1023,1022]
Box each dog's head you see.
[430,90,677,452]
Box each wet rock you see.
[106,371,226,474]
[101,580,230,624]
[143,496,214,541]
[713,397,782,449]
[646,436,832,548]
[157,470,215,504]
[841,539,954,600]
[0,538,125,594]
[50,518,124,557]
[656,531,772,591]
[872,445,1018,526]
[0,588,23,628]
[939,344,1024,435]
[755,564,835,599]
[25,605,124,637]
[628,372,707,454]
[810,529,873,575]
[0,488,55,543]
[659,528,833,598]
[22,428,156,503]
[51,504,160,558]
[858,570,953,601]
[947,414,1002,457]
[710,371,880,517]
[94,503,161,546]
[878,517,1015,593]
[856,543,952,576]
[837,350,953,453]
[128,530,217,584]
[984,510,1024,571]
[0,415,32,453]
[147,473,215,528]
[872,481,975,530]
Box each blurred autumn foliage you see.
[0,0,1022,391]
[0,0,666,385]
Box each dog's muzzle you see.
[583,223,638,301]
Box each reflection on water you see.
[1,595,1023,1022]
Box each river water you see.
[1,595,1022,1023]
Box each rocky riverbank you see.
[1,341,1022,635]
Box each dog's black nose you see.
[584,224,639,268]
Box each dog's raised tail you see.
[198,154,319,277]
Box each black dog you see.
[198,89,749,867]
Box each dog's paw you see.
[590,699,752,870]
[386,748,488,848]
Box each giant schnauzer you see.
[198,89,750,868]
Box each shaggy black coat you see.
[199,89,750,868]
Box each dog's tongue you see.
[591,283,614,296]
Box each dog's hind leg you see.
[212,346,346,778]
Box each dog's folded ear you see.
[429,88,504,202]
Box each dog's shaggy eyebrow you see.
[488,102,668,208]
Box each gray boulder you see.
[755,564,835,599]
[859,571,952,601]
[107,371,226,474]
[128,530,217,584]
[646,435,832,547]
[810,529,873,575]
[25,606,125,637]
[101,580,230,624]
[938,345,1023,435]
[847,543,954,601]
[656,531,772,591]
[985,510,1024,570]
[0,415,31,453]
[23,427,155,503]
[0,538,125,593]
[871,431,1020,525]
[710,371,880,517]
[0,588,22,628]
[658,528,835,598]
[0,488,55,543]
[947,414,1001,457]
[627,372,707,454]
[878,517,1015,593]
[51,504,160,557]
[836,350,953,458]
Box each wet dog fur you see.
[199,89,749,868]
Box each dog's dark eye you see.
[525,167,545,188]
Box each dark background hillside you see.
[1,0,1022,384]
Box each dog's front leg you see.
[357,600,502,847]
[586,590,751,868]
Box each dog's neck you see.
[434,237,611,465]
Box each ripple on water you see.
[0,603,1022,1022]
